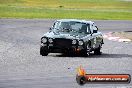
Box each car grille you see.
[53,38,72,48]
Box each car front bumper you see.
[41,43,85,53]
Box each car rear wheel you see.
[40,46,48,56]
[94,45,102,55]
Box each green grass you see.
[0,0,132,20]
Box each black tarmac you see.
[0,19,132,88]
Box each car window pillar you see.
[86,24,91,34]
[90,24,93,34]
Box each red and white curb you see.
[103,32,131,43]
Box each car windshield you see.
[52,21,90,34]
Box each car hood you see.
[43,31,89,39]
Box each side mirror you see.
[93,30,97,33]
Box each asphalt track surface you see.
[0,19,132,88]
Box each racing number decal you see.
[94,38,96,44]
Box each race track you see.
[0,19,132,88]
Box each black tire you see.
[94,45,102,55]
[62,50,75,57]
[40,46,48,56]
[76,75,87,85]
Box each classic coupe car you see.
[40,19,104,56]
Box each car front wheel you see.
[82,43,91,57]
[40,46,48,56]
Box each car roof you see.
[56,19,94,24]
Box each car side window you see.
[93,25,97,30]
[92,24,98,33]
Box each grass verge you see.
[0,0,132,19]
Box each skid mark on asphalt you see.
[103,32,131,43]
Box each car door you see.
[92,24,101,48]
[91,24,99,49]
[88,24,95,49]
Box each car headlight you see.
[78,40,84,45]
[42,38,47,43]
[49,38,53,43]
[72,39,77,44]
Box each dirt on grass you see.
[112,31,132,41]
